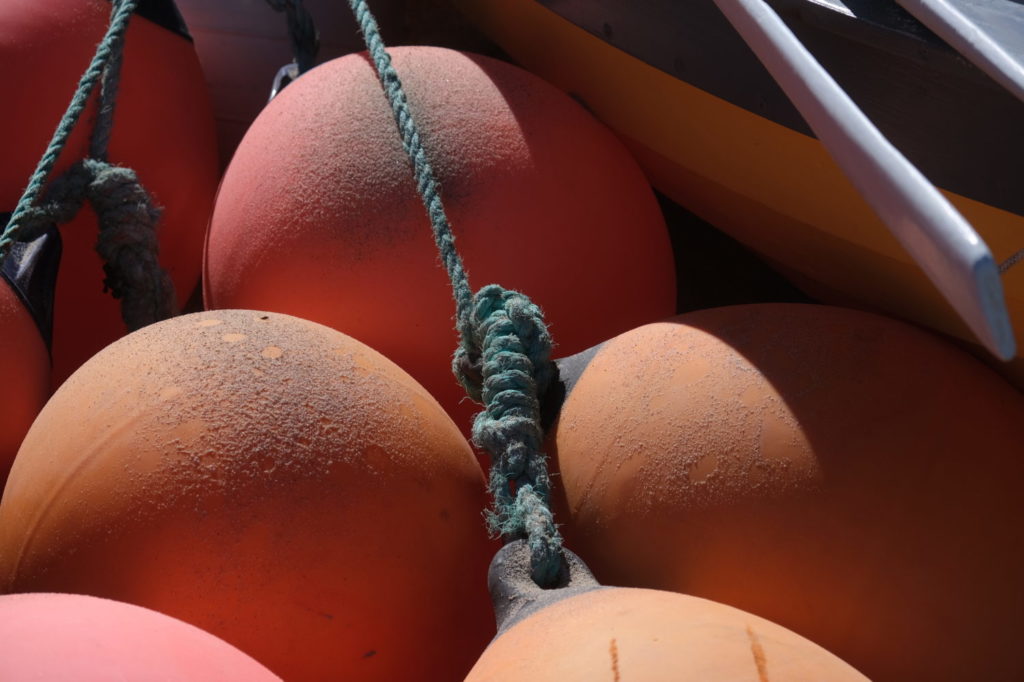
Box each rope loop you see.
[0,0,175,331]
[87,160,177,329]
[21,159,176,330]
[0,0,137,263]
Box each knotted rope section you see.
[265,0,321,74]
[16,160,174,329]
[0,0,176,331]
[459,286,561,584]
[348,0,564,587]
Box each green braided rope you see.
[89,29,125,162]
[0,0,138,262]
[347,0,474,343]
[15,160,175,331]
[348,0,564,586]
[467,286,561,583]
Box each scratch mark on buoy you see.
[746,624,770,682]
[609,638,620,681]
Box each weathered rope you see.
[0,0,176,330]
[89,33,124,162]
[464,286,561,584]
[266,0,321,74]
[0,0,136,258]
[348,0,564,587]
[16,161,174,330]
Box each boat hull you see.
[455,0,1024,386]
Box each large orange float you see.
[204,45,675,431]
[0,592,280,681]
[0,0,219,385]
[466,542,867,681]
[547,303,1024,680]
[0,309,495,681]
[469,589,869,681]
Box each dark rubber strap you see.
[0,213,63,351]
[105,0,192,42]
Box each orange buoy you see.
[548,303,1024,681]
[0,309,495,681]
[470,590,869,681]
[467,542,867,681]
[0,222,59,484]
[204,45,675,432]
[0,592,280,681]
[0,0,219,386]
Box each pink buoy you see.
[0,592,280,681]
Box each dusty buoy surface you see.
[204,45,675,430]
[549,303,1024,680]
[0,309,495,681]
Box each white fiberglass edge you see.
[712,0,1016,360]
[895,0,1024,103]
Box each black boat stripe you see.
[537,0,1024,216]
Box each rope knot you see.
[83,159,176,329]
[12,164,94,244]
[453,284,555,402]
[13,159,175,331]
[452,284,563,585]
[0,0,175,332]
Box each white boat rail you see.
[713,0,1016,360]
[894,0,1024,104]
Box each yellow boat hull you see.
[456,0,1024,386]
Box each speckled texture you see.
[0,309,495,681]
[0,281,48,484]
[0,593,280,681]
[550,303,1024,681]
[466,587,867,681]
[204,45,675,434]
[0,0,219,387]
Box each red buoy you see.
[0,309,495,681]
[0,0,219,386]
[0,592,280,681]
[548,304,1024,680]
[0,222,59,484]
[204,46,675,431]
[0,282,48,483]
